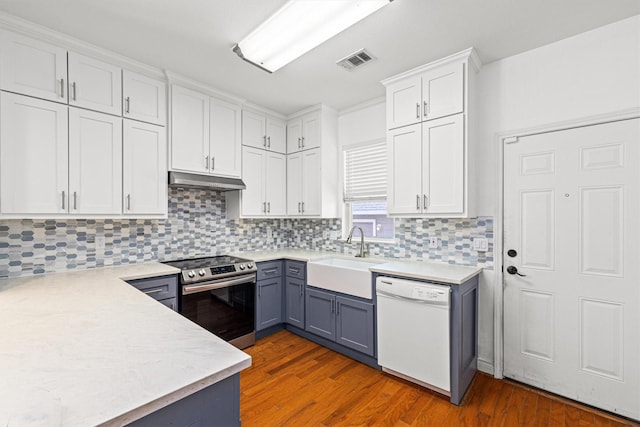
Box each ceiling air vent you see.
[336,49,376,71]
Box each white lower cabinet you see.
[69,108,122,214]
[287,149,321,216]
[232,146,286,217]
[0,92,68,214]
[123,120,167,215]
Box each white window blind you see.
[344,141,387,202]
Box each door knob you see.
[506,266,526,277]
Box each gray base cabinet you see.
[285,276,305,327]
[256,261,283,331]
[305,287,375,357]
[127,275,178,311]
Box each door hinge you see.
[504,136,519,144]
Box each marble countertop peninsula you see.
[0,263,251,427]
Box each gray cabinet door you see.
[335,296,375,356]
[305,288,335,340]
[256,277,282,331]
[285,277,305,328]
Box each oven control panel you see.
[180,261,257,284]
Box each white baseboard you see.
[477,357,495,376]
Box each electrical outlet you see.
[266,228,273,239]
[428,237,439,249]
[95,236,106,249]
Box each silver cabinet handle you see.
[301,136,305,148]
[211,156,215,171]
[416,195,420,210]
[336,301,340,315]
[299,284,303,296]
[423,194,428,210]
[267,136,271,148]
[331,300,334,313]
[289,267,299,274]
[125,97,131,114]
[267,202,270,213]
[298,202,301,213]
[258,284,261,298]
[263,268,278,275]
[204,156,209,170]
[60,78,65,98]
[301,201,304,213]
[263,201,267,213]
[298,137,301,149]
[61,190,65,210]
[71,82,77,101]
[143,288,164,295]
[127,194,131,211]
[73,191,77,210]
[263,135,267,147]
[416,103,420,119]
[423,101,428,117]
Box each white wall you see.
[337,15,640,374]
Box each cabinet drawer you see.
[285,260,305,280]
[257,261,282,281]
[128,275,178,301]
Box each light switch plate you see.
[428,237,439,249]
[473,237,488,252]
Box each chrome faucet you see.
[346,226,366,258]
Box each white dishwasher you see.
[376,276,451,395]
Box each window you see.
[343,140,394,240]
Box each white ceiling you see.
[0,0,637,115]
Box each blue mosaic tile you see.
[0,188,494,278]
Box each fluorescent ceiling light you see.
[233,0,391,73]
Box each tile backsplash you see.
[0,188,493,278]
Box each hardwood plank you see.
[239,331,638,426]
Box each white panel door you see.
[385,75,421,129]
[123,120,167,215]
[69,108,122,214]
[421,61,464,121]
[0,93,68,214]
[0,30,67,103]
[266,118,286,154]
[170,85,209,174]
[301,112,321,150]
[210,97,241,178]
[241,146,266,216]
[241,110,266,149]
[287,119,303,154]
[68,52,122,116]
[503,118,640,421]
[265,151,286,216]
[286,153,303,215]
[387,124,422,215]
[423,114,464,214]
[301,148,321,216]
[122,70,166,126]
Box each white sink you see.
[306,257,383,299]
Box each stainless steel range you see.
[163,255,257,349]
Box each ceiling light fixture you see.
[233,0,392,73]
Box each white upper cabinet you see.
[209,97,241,178]
[123,120,167,215]
[68,108,123,214]
[170,85,241,178]
[0,30,67,103]
[382,48,480,218]
[0,92,68,214]
[287,149,322,216]
[242,109,286,154]
[170,85,210,174]
[234,146,286,217]
[123,70,166,126]
[286,111,321,153]
[385,60,464,130]
[68,52,122,116]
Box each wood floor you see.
[240,330,638,427]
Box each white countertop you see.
[370,260,482,284]
[235,249,482,285]
[0,263,252,427]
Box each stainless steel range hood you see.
[168,172,246,191]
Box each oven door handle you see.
[182,274,256,295]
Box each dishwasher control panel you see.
[376,276,450,305]
[411,286,448,302]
